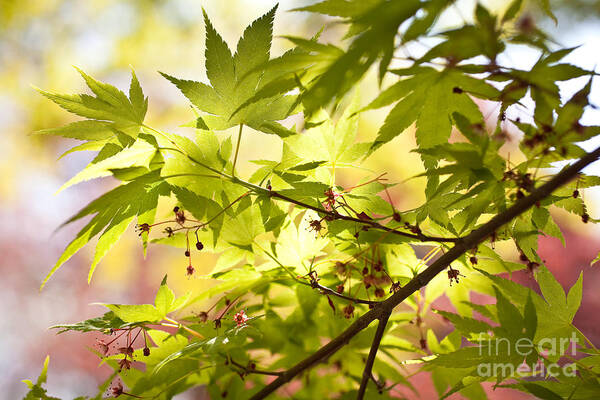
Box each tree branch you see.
[150,126,459,244]
[313,281,378,306]
[226,176,459,243]
[259,242,379,306]
[249,306,388,400]
[228,357,284,377]
[248,145,600,400]
[269,190,460,243]
[357,311,391,399]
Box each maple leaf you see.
[161,5,298,137]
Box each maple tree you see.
[24,1,600,399]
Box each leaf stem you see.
[571,323,597,351]
[142,124,225,177]
[232,124,244,177]
[163,317,204,339]
[202,192,249,227]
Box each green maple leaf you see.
[161,5,298,136]
[479,267,584,346]
[99,277,190,324]
[40,173,169,290]
[294,0,423,114]
[36,68,148,138]
[284,91,369,168]
[22,356,62,400]
[368,68,497,152]
[51,312,129,334]
[56,137,158,193]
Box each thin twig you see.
[148,126,459,244]
[357,311,391,399]
[258,243,378,306]
[269,190,459,243]
[313,281,378,306]
[249,306,387,400]
[228,357,284,377]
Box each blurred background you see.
[1,0,600,398]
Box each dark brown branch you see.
[261,245,378,305]
[269,191,460,243]
[249,306,387,400]
[248,145,600,400]
[157,144,458,244]
[370,373,383,391]
[357,311,391,399]
[313,281,378,306]
[228,358,284,377]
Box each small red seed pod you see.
[343,304,355,319]
[326,296,336,314]
[186,265,194,275]
[143,347,150,357]
[197,311,208,323]
[136,223,150,236]
[185,250,190,257]
[111,382,124,397]
[196,241,204,250]
[447,267,464,286]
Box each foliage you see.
[27,1,600,399]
